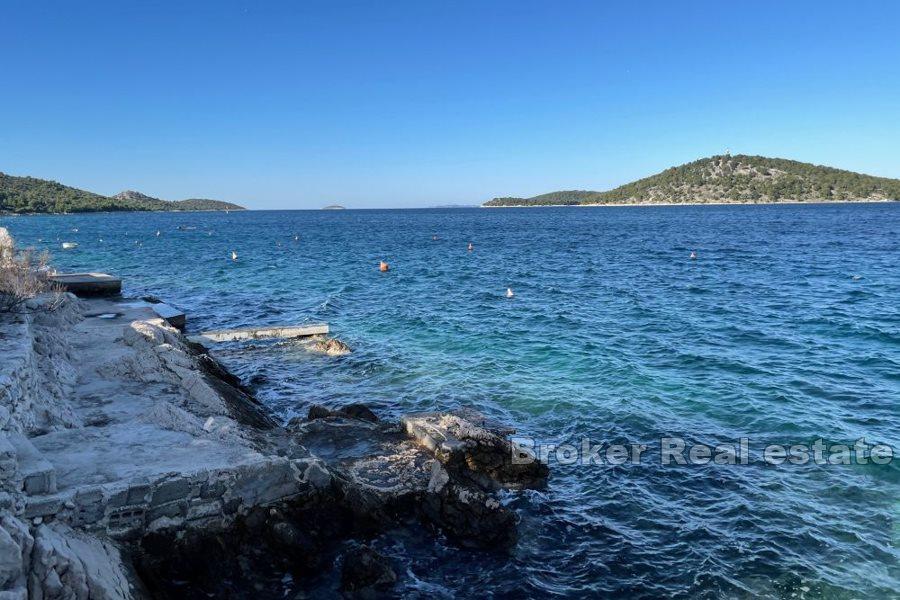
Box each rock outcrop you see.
[310,336,352,356]
[0,286,548,597]
[402,410,549,490]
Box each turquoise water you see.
[3,204,899,598]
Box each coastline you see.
[0,246,547,597]
[481,198,898,208]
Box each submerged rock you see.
[310,337,351,356]
[340,404,378,422]
[421,462,518,549]
[306,404,334,421]
[339,545,397,596]
[305,403,379,423]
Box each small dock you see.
[48,272,122,297]
[187,323,329,344]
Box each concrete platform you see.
[188,323,328,344]
[150,303,186,330]
[49,272,122,297]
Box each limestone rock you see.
[0,514,32,596]
[310,337,351,356]
[402,411,549,490]
[421,465,518,550]
[29,521,135,600]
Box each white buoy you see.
[506,288,514,298]
[156,230,161,237]
[231,250,238,261]
[690,251,697,260]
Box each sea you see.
[3,203,898,598]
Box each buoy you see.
[690,251,697,260]
[468,242,474,252]
[506,288,514,298]
[156,230,161,237]
[432,235,438,241]
[231,250,238,261]
[293,234,299,241]
[379,261,390,272]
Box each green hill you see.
[0,173,246,213]
[113,190,244,212]
[484,155,900,207]
[171,198,244,211]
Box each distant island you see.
[0,172,245,213]
[322,204,346,210]
[484,155,900,207]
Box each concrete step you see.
[150,303,186,330]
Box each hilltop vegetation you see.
[113,190,244,212]
[0,173,245,213]
[485,155,900,206]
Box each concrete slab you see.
[150,303,186,330]
[49,273,122,297]
[187,323,328,344]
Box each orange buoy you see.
[379,261,390,272]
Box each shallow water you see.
[4,204,899,598]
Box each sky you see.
[1,0,899,209]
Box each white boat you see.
[61,242,79,249]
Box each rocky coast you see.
[0,257,548,597]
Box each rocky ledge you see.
[0,292,548,598]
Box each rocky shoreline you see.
[0,288,547,597]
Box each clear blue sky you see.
[2,1,899,209]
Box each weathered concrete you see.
[187,323,328,344]
[47,272,122,297]
[0,295,334,598]
[149,303,185,330]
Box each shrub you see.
[0,228,62,313]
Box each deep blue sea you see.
[3,204,899,598]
